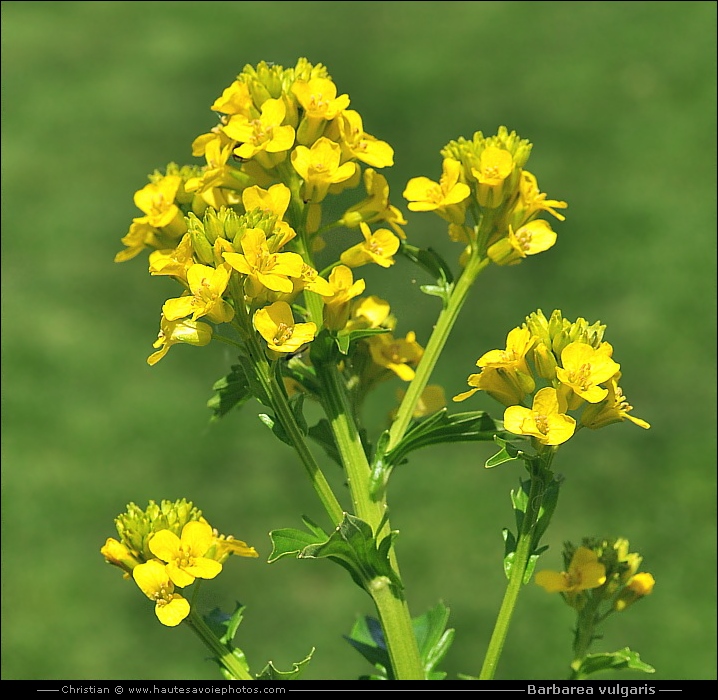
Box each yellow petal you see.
[535,570,569,593]
[149,530,182,563]
[155,595,190,627]
[181,521,214,557]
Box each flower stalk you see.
[479,452,556,680]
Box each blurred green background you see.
[2,0,715,682]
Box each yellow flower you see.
[148,520,223,588]
[162,263,235,324]
[147,316,212,366]
[133,175,184,231]
[223,98,296,167]
[346,295,394,331]
[101,537,141,574]
[209,536,259,565]
[292,77,351,145]
[210,80,253,116]
[477,327,535,377]
[148,234,195,281]
[293,77,350,121]
[403,157,471,224]
[115,217,161,262]
[614,572,655,612]
[339,168,407,239]
[291,136,357,203]
[504,387,576,445]
[556,342,620,404]
[514,170,567,223]
[253,301,317,354]
[487,220,557,266]
[323,265,366,331]
[535,547,607,594]
[453,366,532,407]
[223,228,304,297]
[242,183,291,218]
[471,145,514,208]
[580,374,650,430]
[336,110,394,168]
[367,331,424,381]
[340,222,400,268]
[132,560,191,627]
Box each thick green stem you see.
[316,361,384,527]
[185,609,253,681]
[316,360,425,680]
[479,460,552,680]
[386,253,489,453]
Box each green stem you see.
[568,596,602,680]
[386,253,490,453]
[237,304,344,527]
[316,361,385,528]
[315,359,425,680]
[266,363,345,527]
[479,458,553,680]
[185,609,253,681]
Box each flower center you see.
[514,227,534,252]
[533,412,550,435]
[273,323,294,346]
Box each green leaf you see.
[485,434,532,468]
[255,648,314,680]
[258,413,291,446]
[301,513,402,592]
[204,606,252,681]
[308,419,342,467]
[205,604,246,647]
[399,242,454,308]
[345,603,455,681]
[207,364,252,420]
[369,430,392,499]
[344,615,391,680]
[385,409,499,469]
[413,602,455,680]
[258,393,307,447]
[267,526,326,563]
[576,648,655,678]
[335,327,390,355]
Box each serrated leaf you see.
[301,513,402,591]
[267,526,326,563]
[207,364,252,420]
[255,648,314,680]
[576,648,655,678]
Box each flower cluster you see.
[535,537,655,613]
[115,59,412,368]
[403,127,567,266]
[454,309,649,446]
[101,500,257,626]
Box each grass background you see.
[2,0,716,682]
